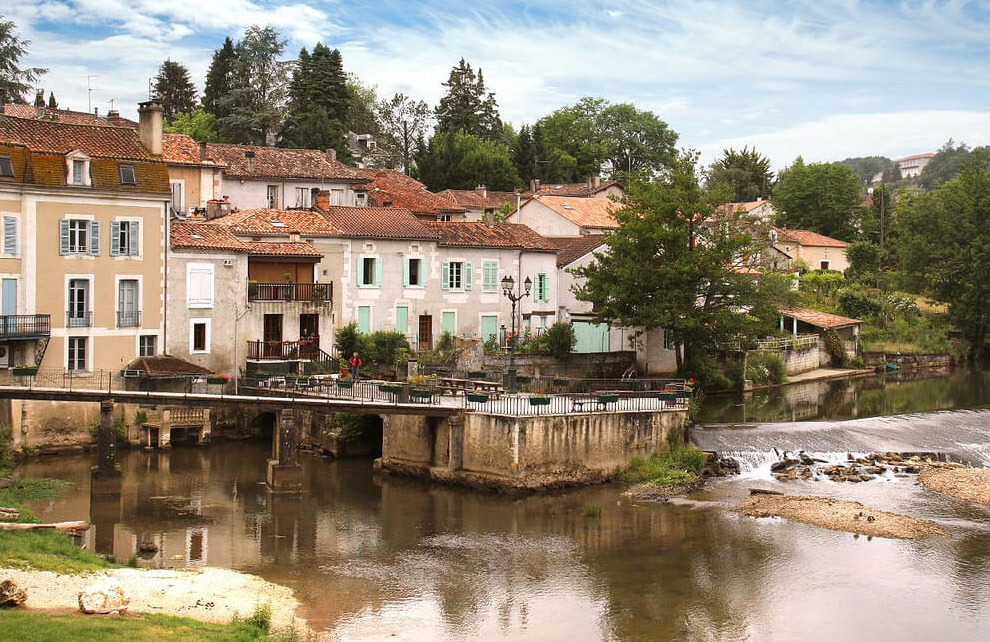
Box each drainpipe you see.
[163,200,169,354]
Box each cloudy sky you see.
[7,0,990,169]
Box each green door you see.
[480,315,498,344]
[396,306,409,336]
[357,306,371,333]
[573,321,610,353]
[441,311,455,336]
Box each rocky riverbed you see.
[761,452,966,483]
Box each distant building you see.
[509,195,622,237]
[436,186,519,223]
[525,175,624,200]
[356,168,468,221]
[773,228,849,272]
[347,132,380,168]
[894,153,935,179]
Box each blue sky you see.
[8,0,990,169]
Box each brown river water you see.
[15,369,990,641]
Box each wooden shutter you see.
[88,221,100,255]
[59,220,70,255]
[402,258,410,287]
[375,257,382,286]
[440,261,450,290]
[2,217,16,255]
[128,221,140,255]
[464,262,472,290]
[110,221,121,256]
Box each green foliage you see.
[623,446,706,487]
[582,505,602,518]
[707,146,773,202]
[326,413,378,443]
[839,155,896,186]
[377,92,432,174]
[0,530,114,573]
[202,36,236,120]
[436,330,455,353]
[799,270,845,306]
[280,43,350,155]
[837,286,882,319]
[919,139,971,190]
[364,331,410,366]
[0,16,46,103]
[0,422,11,463]
[772,157,864,240]
[215,25,288,145]
[823,329,847,367]
[845,241,880,281]
[134,410,148,426]
[434,58,503,142]
[153,59,198,121]
[333,322,365,359]
[416,129,520,191]
[746,353,786,385]
[545,322,576,359]
[164,108,220,142]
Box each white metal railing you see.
[755,335,819,351]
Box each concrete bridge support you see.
[94,399,119,478]
[267,408,302,492]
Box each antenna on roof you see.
[84,75,99,113]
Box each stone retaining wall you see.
[861,353,953,371]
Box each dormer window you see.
[65,150,91,187]
[119,164,137,185]
[0,155,13,178]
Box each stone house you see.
[773,228,849,272]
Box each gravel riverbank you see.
[919,467,990,506]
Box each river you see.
[15,368,990,641]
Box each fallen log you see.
[0,520,90,532]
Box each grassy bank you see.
[623,446,706,487]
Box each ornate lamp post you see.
[501,274,532,393]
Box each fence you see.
[754,335,819,351]
[463,391,690,416]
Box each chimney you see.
[475,184,487,199]
[326,148,337,163]
[199,142,208,162]
[484,209,495,227]
[107,110,123,126]
[530,178,541,192]
[137,100,163,155]
[587,173,601,190]
[244,150,256,174]
[93,107,99,116]
[315,190,330,210]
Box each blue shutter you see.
[356,257,364,286]
[89,221,100,255]
[419,259,427,285]
[441,261,450,291]
[464,262,473,290]
[59,220,70,255]
[110,221,121,256]
[402,258,410,287]
[3,217,16,255]
[129,221,140,256]
[375,257,382,286]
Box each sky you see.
[7,0,990,170]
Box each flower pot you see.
[529,396,551,406]
[206,376,228,385]
[337,381,354,389]
[597,394,620,405]
[380,384,402,395]
[466,393,490,403]
[410,389,433,399]
[12,366,38,376]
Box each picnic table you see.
[437,377,504,396]
[571,393,621,412]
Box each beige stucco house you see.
[773,228,849,272]
[509,195,622,238]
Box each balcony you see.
[66,311,93,328]
[117,310,142,328]
[247,282,332,303]
[0,314,51,339]
[247,339,323,361]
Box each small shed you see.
[121,355,214,393]
[778,307,862,365]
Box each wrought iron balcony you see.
[116,310,142,328]
[247,282,332,303]
[0,314,51,339]
[246,339,323,361]
[66,311,93,328]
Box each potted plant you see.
[337,375,354,389]
[597,393,620,405]
[529,393,551,406]
[466,392,490,403]
[380,383,402,395]
[206,374,229,385]
[12,364,38,377]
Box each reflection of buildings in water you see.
[186,527,208,566]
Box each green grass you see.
[0,609,280,642]
[622,447,706,487]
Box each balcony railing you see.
[66,311,93,328]
[0,314,51,339]
[248,282,332,303]
[247,339,323,361]
[116,310,142,328]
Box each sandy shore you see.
[919,467,990,506]
[0,566,326,638]
[735,494,947,539]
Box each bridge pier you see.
[267,408,302,492]
[93,399,119,478]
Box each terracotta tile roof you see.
[530,195,621,230]
[719,200,774,215]
[436,188,518,210]
[553,236,607,267]
[162,133,224,167]
[125,355,214,376]
[172,221,249,251]
[424,222,558,251]
[0,114,157,160]
[895,153,935,163]
[780,307,862,328]
[3,103,138,127]
[357,168,466,216]
[527,180,621,198]
[205,143,366,181]
[214,208,337,236]
[245,241,323,257]
[320,205,439,240]
[774,228,848,248]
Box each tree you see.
[216,25,288,145]
[376,92,431,174]
[280,42,350,154]
[919,140,971,189]
[707,146,773,202]
[153,59,197,121]
[164,108,220,142]
[0,16,46,104]
[46,92,56,108]
[573,152,773,378]
[434,58,502,141]
[347,77,380,135]
[416,130,520,191]
[202,37,236,120]
[897,149,990,360]
[840,156,895,187]
[772,157,863,240]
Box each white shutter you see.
[110,221,121,256]
[2,217,16,255]
[128,221,140,256]
[59,220,70,255]
[187,264,214,308]
[88,220,101,255]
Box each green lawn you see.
[0,610,277,642]
[622,447,707,487]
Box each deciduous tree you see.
[919,139,971,189]
[164,108,220,142]
[0,16,46,104]
[377,92,431,174]
[708,146,773,202]
[772,158,863,241]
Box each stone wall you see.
[861,353,953,372]
[751,343,819,376]
[381,408,689,490]
[483,351,636,379]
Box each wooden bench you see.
[571,394,621,412]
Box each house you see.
[162,133,225,216]
[0,101,168,376]
[526,175,624,200]
[346,131,380,168]
[773,228,849,272]
[894,153,935,179]
[779,307,862,365]
[509,195,622,237]
[203,143,369,210]
[720,199,775,222]
[436,186,519,222]
[356,168,467,221]
[2,103,138,128]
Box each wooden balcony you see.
[0,314,51,339]
[247,282,332,303]
[247,339,323,361]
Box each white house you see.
[509,195,621,238]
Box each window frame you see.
[266,185,279,209]
[67,336,88,372]
[186,263,215,309]
[67,277,91,327]
[1,215,17,256]
[481,261,498,292]
[110,220,141,257]
[139,334,157,357]
[0,155,13,178]
[190,318,211,354]
[357,255,382,288]
[118,164,137,185]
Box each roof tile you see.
[553,236,607,266]
[321,205,439,240]
[780,306,862,328]
[424,221,558,251]
[436,188,518,210]
[774,228,848,248]
[357,168,466,216]
[529,195,621,230]
[205,143,365,181]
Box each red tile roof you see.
[895,153,935,163]
[780,307,862,328]
[124,355,214,377]
[357,168,466,216]
[527,180,621,198]
[436,188,518,210]
[553,236,607,267]
[205,143,366,181]
[424,222,558,251]
[0,114,157,160]
[529,195,622,230]
[320,205,439,240]
[162,133,224,167]
[171,222,249,251]
[3,103,138,127]
[245,241,323,258]
[774,228,848,248]
[213,208,337,236]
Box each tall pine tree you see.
[434,58,502,142]
[216,25,288,145]
[280,42,350,157]
[202,37,235,119]
[153,59,197,121]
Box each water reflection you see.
[17,439,990,641]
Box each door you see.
[481,315,498,346]
[418,315,432,351]
[263,314,283,358]
[68,279,89,326]
[573,321,610,353]
[299,314,319,358]
[1,279,15,335]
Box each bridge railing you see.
[463,391,690,416]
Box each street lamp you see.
[501,274,532,393]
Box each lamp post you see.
[501,274,532,394]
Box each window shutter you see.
[402,258,409,287]
[541,274,549,302]
[419,259,427,285]
[89,221,101,255]
[441,261,449,291]
[464,262,473,290]
[356,258,364,286]
[129,221,140,255]
[375,258,383,286]
[3,217,16,255]
[59,220,69,255]
[110,221,121,256]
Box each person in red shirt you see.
[349,352,363,381]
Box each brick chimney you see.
[199,142,208,163]
[475,184,487,199]
[529,178,541,192]
[107,110,123,126]
[315,190,330,210]
[326,148,337,163]
[137,100,163,155]
[587,173,601,190]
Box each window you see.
[330,189,345,206]
[267,185,279,208]
[404,258,425,287]
[118,164,137,185]
[59,219,100,255]
[2,216,16,255]
[67,279,91,327]
[187,264,214,308]
[438,214,451,222]
[482,261,498,292]
[294,187,309,208]
[0,155,13,178]
[663,329,674,350]
[139,335,157,357]
[358,256,381,287]
[67,336,87,371]
[190,320,210,353]
[441,261,472,291]
[534,273,549,303]
[820,260,830,270]
[117,279,140,327]
[72,159,86,185]
[170,181,183,213]
[110,221,140,256]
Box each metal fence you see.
[463,392,690,416]
[754,335,819,351]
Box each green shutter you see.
[464,262,472,290]
[402,258,410,287]
[482,261,497,291]
[441,261,450,290]
[442,311,455,335]
[356,258,365,286]
[418,259,427,285]
[396,306,409,335]
[481,315,498,343]
[375,257,382,286]
[357,306,371,333]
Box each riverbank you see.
[919,467,990,506]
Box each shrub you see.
[545,322,576,359]
[845,240,880,281]
[334,322,365,359]
[837,287,882,319]
[623,446,706,487]
[824,329,847,366]
[800,270,845,305]
[365,331,410,366]
[746,352,786,385]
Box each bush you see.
[824,329,847,366]
[365,331,410,366]
[837,287,882,319]
[746,352,786,385]
[845,240,880,281]
[334,322,365,359]
[800,270,845,305]
[623,446,706,487]
[545,322,576,359]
